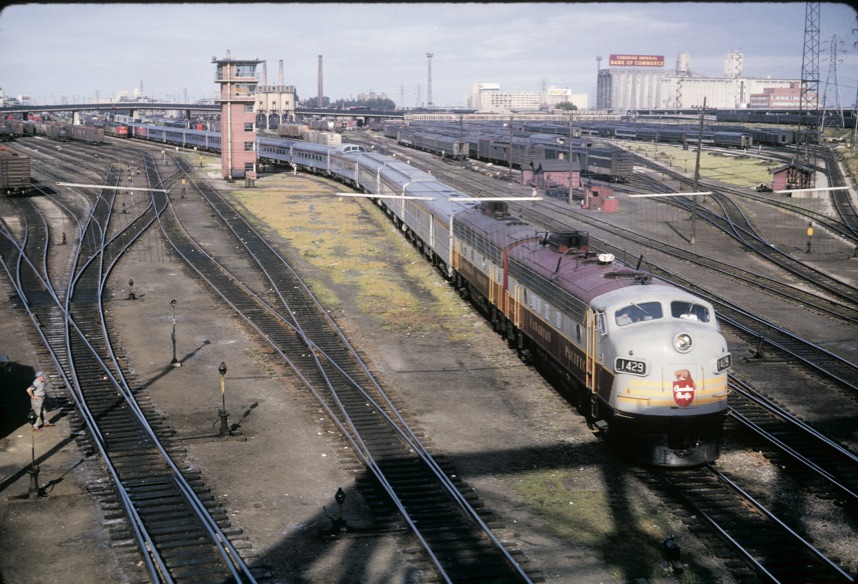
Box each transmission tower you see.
[426,53,434,108]
[853,15,858,149]
[797,1,820,179]
[820,34,846,131]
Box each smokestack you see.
[318,55,323,107]
[262,61,268,87]
[278,60,284,87]
[426,52,434,108]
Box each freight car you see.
[0,147,30,197]
[258,136,732,467]
[28,121,105,144]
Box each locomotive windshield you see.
[615,301,662,325]
[670,301,711,323]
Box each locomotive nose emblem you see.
[672,369,696,407]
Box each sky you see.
[1,2,857,108]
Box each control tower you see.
[212,51,262,183]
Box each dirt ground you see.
[1,148,856,583]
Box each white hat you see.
[35,371,45,378]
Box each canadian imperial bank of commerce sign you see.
[608,54,665,67]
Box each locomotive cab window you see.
[615,302,662,326]
[671,301,710,323]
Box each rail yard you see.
[1,126,857,584]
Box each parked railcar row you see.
[380,122,634,182]
[1,119,105,144]
[571,120,806,149]
[256,135,732,467]
[714,109,856,130]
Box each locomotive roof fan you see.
[545,230,588,254]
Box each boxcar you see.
[0,148,30,196]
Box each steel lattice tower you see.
[798,2,821,177]
[821,35,846,130]
[853,15,858,149]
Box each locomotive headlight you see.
[674,333,693,353]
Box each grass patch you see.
[627,142,772,187]
[226,174,477,340]
[508,467,704,581]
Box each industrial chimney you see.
[318,55,323,108]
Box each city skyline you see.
[1,3,857,108]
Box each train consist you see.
[572,121,804,149]
[0,146,30,197]
[125,122,222,151]
[2,119,105,144]
[257,136,732,467]
[382,122,634,183]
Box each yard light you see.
[170,300,180,367]
[218,361,229,436]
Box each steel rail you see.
[156,163,533,583]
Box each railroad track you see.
[0,156,260,583]
[156,155,540,583]
[727,376,858,508]
[640,465,854,583]
[354,132,858,580]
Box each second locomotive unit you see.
[258,136,732,467]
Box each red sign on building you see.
[609,54,665,67]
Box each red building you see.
[749,82,818,110]
[212,51,262,182]
[769,161,814,191]
[521,159,581,191]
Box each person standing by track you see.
[26,371,53,431]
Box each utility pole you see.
[568,112,575,206]
[508,115,513,181]
[691,97,706,253]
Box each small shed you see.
[769,160,814,192]
[522,159,581,190]
[582,180,617,212]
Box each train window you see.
[670,301,710,323]
[615,302,662,326]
